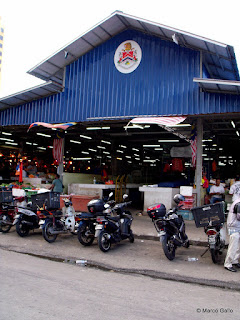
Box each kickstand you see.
[201,247,209,257]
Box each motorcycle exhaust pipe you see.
[48,230,69,235]
[173,235,183,246]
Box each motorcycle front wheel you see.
[42,222,58,243]
[16,220,30,237]
[0,213,12,233]
[162,234,176,260]
[129,229,134,243]
[98,231,111,252]
[78,223,95,246]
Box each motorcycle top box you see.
[87,199,105,214]
[147,203,166,219]
[191,202,225,228]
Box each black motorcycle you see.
[96,195,134,252]
[77,193,115,246]
[147,194,189,260]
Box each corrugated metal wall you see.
[1,29,240,126]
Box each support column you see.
[196,118,203,206]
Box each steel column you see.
[196,118,203,206]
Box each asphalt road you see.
[0,249,240,320]
[1,229,240,290]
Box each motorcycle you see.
[191,201,227,264]
[13,205,42,237]
[0,203,16,233]
[96,194,134,252]
[77,193,115,246]
[42,198,79,243]
[147,194,189,261]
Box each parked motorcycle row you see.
[0,189,227,261]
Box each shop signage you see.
[114,40,142,74]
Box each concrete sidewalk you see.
[130,210,209,246]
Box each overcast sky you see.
[1,0,240,98]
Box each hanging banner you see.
[27,122,76,132]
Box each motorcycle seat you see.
[79,212,95,219]
[108,216,120,222]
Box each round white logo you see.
[114,40,142,74]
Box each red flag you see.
[53,139,64,163]
[190,125,197,167]
[19,162,23,183]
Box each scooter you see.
[77,193,115,246]
[95,194,134,252]
[13,205,42,237]
[0,203,16,233]
[147,194,189,261]
[41,198,79,243]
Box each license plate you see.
[208,235,216,244]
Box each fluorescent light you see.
[143,159,156,163]
[117,157,122,160]
[231,121,236,128]
[158,140,179,143]
[1,132,12,135]
[37,147,46,150]
[86,127,101,130]
[202,139,212,142]
[36,133,51,138]
[143,145,161,147]
[135,158,140,161]
[103,151,110,154]
[51,128,57,131]
[97,146,106,149]
[165,124,191,127]
[86,126,111,130]
[154,148,163,151]
[236,131,239,136]
[219,156,227,158]
[81,151,89,154]
[124,124,144,129]
[117,150,124,153]
[120,145,127,148]
[80,134,92,140]
[72,157,92,160]
[127,161,132,163]
[126,156,131,159]
[88,148,97,152]
[134,154,139,157]
[107,156,111,158]
[132,148,139,151]
[48,146,53,149]
[212,144,217,147]
[70,140,81,144]
[5,142,18,145]
[202,154,207,156]
[101,140,111,144]
[0,137,14,142]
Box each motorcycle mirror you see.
[109,192,113,198]
[123,194,128,200]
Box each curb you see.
[134,234,208,247]
[2,247,239,292]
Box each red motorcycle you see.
[0,196,26,233]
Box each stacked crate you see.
[178,186,196,220]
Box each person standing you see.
[209,178,225,204]
[224,199,240,272]
[50,174,63,193]
[229,176,240,202]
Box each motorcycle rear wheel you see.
[0,214,12,233]
[16,220,30,237]
[98,231,111,252]
[78,223,94,246]
[42,222,58,243]
[162,234,176,260]
[210,248,219,264]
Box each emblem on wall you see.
[114,40,142,74]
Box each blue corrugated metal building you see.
[1,12,240,125]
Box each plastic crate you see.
[31,192,60,210]
[0,187,13,203]
[191,202,225,228]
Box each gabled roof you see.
[28,10,239,83]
